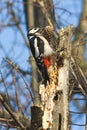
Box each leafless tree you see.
[0,0,87,130]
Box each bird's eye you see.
[34,28,40,32]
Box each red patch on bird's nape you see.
[43,56,52,68]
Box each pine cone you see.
[43,26,54,42]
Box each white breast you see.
[38,35,53,56]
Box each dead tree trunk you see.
[58,25,72,130]
[52,25,73,130]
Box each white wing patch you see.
[34,38,39,57]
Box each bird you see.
[27,27,54,86]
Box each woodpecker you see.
[27,27,54,86]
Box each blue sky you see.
[53,0,83,28]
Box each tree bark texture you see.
[39,25,73,130]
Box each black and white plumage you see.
[27,28,54,86]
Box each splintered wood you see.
[39,63,59,129]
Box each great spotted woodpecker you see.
[27,28,54,86]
